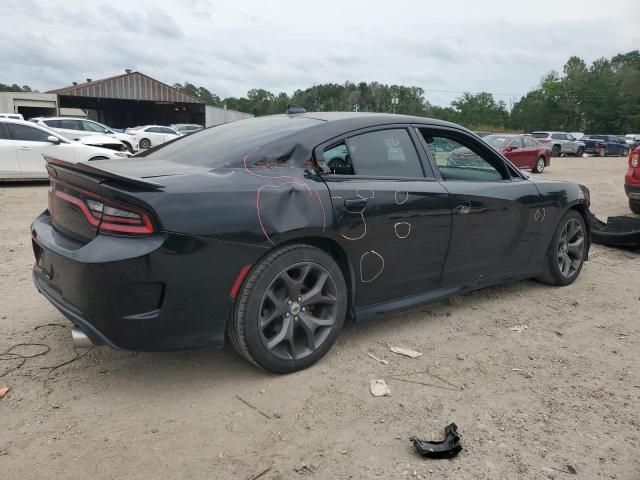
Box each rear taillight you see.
[50,179,155,235]
[631,153,639,168]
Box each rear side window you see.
[532,132,548,139]
[344,129,424,178]
[551,133,566,140]
[510,136,524,148]
[142,115,323,167]
[43,120,61,128]
[7,123,50,142]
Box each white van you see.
[0,113,24,120]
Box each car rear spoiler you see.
[44,156,165,191]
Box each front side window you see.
[160,127,178,134]
[43,120,62,128]
[59,119,83,130]
[419,130,506,182]
[0,124,7,140]
[147,127,162,133]
[83,120,107,133]
[7,124,50,142]
[339,129,424,178]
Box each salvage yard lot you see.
[1,157,639,479]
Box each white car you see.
[625,134,640,145]
[125,125,181,149]
[0,113,24,120]
[0,119,129,181]
[32,117,138,153]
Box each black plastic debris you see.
[410,423,462,459]
[589,213,640,248]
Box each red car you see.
[483,134,551,173]
[625,146,640,214]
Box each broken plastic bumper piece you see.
[410,423,462,459]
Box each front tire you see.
[139,138,151,149]
[537,210,587,286]
[532,156,546,173]
[122,141,134,153]
[229,244,347,373]
[630,199,640,215]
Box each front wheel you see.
[536,210,587,286]
[630,199,640,215]
[229,244,347,373]
[139,138,151,149]
[532,156,546,173]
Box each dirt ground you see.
[1,156,639,480]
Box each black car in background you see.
[32,112,591,373]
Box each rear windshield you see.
[142,115,322,167]
[532,132,549,139]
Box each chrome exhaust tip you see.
[71,327,94,349]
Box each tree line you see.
[172,50,640,133]
[3,50,638,133]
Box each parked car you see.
[125,125,181,149]
[32,113,592,373]
[626,146,640,214]
[170,123,204,135]
[570,132,585,140]
[481,134,551,173]
[31,117,138,153]
[624,134,640,145]
[0,113,24,120]
[531,131,585,157]
[581,135,630,157]
[0,118,128,181]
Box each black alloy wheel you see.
[537,210,587,286]
[229,244,347,373]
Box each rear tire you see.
[532,156,546,173]
[536,210,587,286]
[551,145,561,157]
[576,147,584,157]
[229,244,347,373]
[630,199,640,215]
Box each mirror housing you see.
[507,145,518,151]
[47,135,61,144]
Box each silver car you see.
[531,131,585,157]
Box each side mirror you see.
[47,135,60,144]
[104,128,110,133]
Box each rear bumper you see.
[625,183,640,200]
[31,211,265,351]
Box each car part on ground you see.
[410,423,462,459]
[589,213,640,248]
[31,113,592,373]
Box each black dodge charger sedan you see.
[32,112,591,373]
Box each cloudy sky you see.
[2,0,639,105]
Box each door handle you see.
[344,198,368,212]
[18,146,31,150]
[455,201,471,215]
